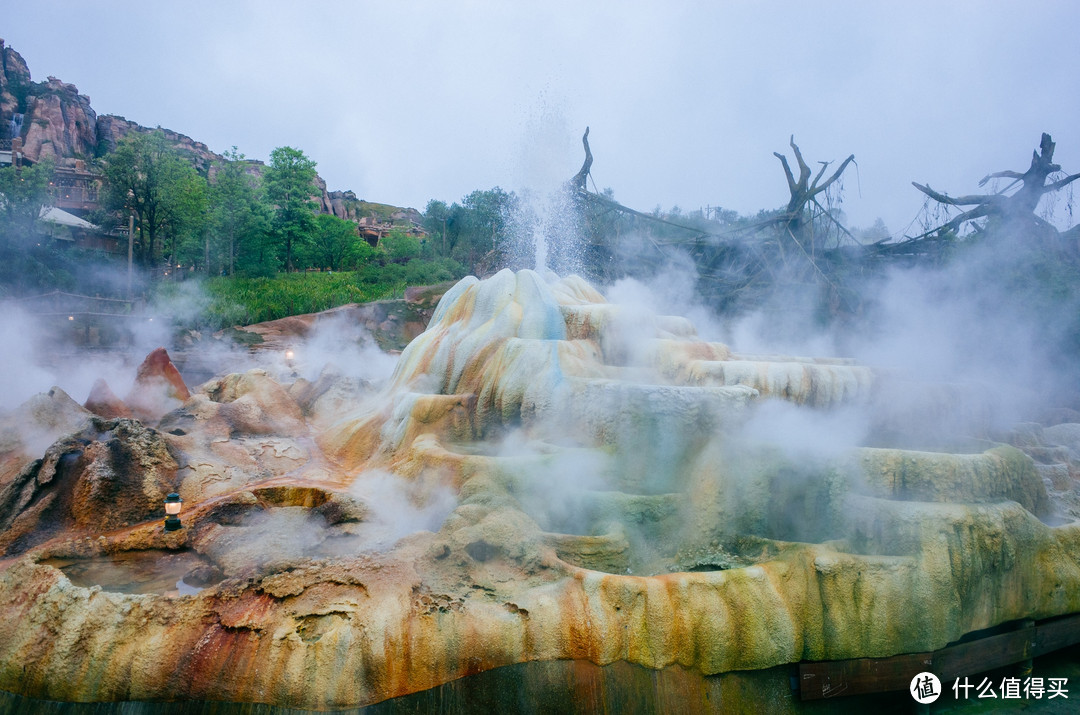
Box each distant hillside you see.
[0,38,420,224]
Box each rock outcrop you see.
[232,280,453,353]
[0,38,215,170]
[0,39,31,124]
[19,77,97,162]
[94,114,222,172]
[0,270,1077,710]
[0,39,421,223]
[0,417,178,554]
[0,386,93,494]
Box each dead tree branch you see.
[773,136,855,218]
[570,126,593,193]
[912,133,1080,237]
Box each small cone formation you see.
[125,347,190,422]
[83,378,131,420]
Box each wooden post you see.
[1018,618,1035,679]
[127,212,135,298]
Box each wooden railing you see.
[16,290,136,316]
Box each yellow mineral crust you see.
[1,508,1077,709]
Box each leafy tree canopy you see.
[102,130,207,267]
[265,146,318,272]
[0,158,54,247]
[308,213,370,271]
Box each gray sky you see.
[5,1,1080,235]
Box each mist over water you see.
[0,275,399,416]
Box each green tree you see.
[0,158,53,247]
[308,213,366,271]
[443,187,516,273]
[103,131,206,268]
[381,227,421,264]
[207,148,271,276]
[423,199,451,256]
[264,146,318,272]
[167,169,209,275]
[0,158,59,293]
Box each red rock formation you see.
[83,378,131,420]
[20,79,97,162]
[3,38,420,238]
[125,347,190,422]
[136,347,190,400]
[93,114,221,173]
[0,39,31,118]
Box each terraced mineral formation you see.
[0,269,1077,710]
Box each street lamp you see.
[164,493,183,531]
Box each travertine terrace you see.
[0,269,1077,710]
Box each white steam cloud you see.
[348,470,457,550]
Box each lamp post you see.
[164,493,183,531]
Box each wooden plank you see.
[1034,613,1080,656]
[933,628,1035,681]
[799,652,933,700]
[800,613,1080,701]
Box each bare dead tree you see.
[912,133,1080,237]
[570,131,870,316]
[569,126,593,193]
[773,135,856,247]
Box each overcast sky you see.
[5,1,1079,235]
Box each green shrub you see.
[404,258,465,285]
[381,230,422,263]
[152,253,467,332]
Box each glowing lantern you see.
[285,349,295,365]
[163,493,183,531]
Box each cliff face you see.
[95,114,221,173]
[19,77,97,162]
[0,39,32,120]
[0,38,217,171]
[0,39,416,219]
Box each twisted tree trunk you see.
[912,133,1079,236]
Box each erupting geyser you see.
[0,269,1077,710]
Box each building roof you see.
[39,205,98,230]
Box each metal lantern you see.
[164,493,183,531]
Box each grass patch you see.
[217,326,264,345]
[202,272,405,328]
[155,258,465,331]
